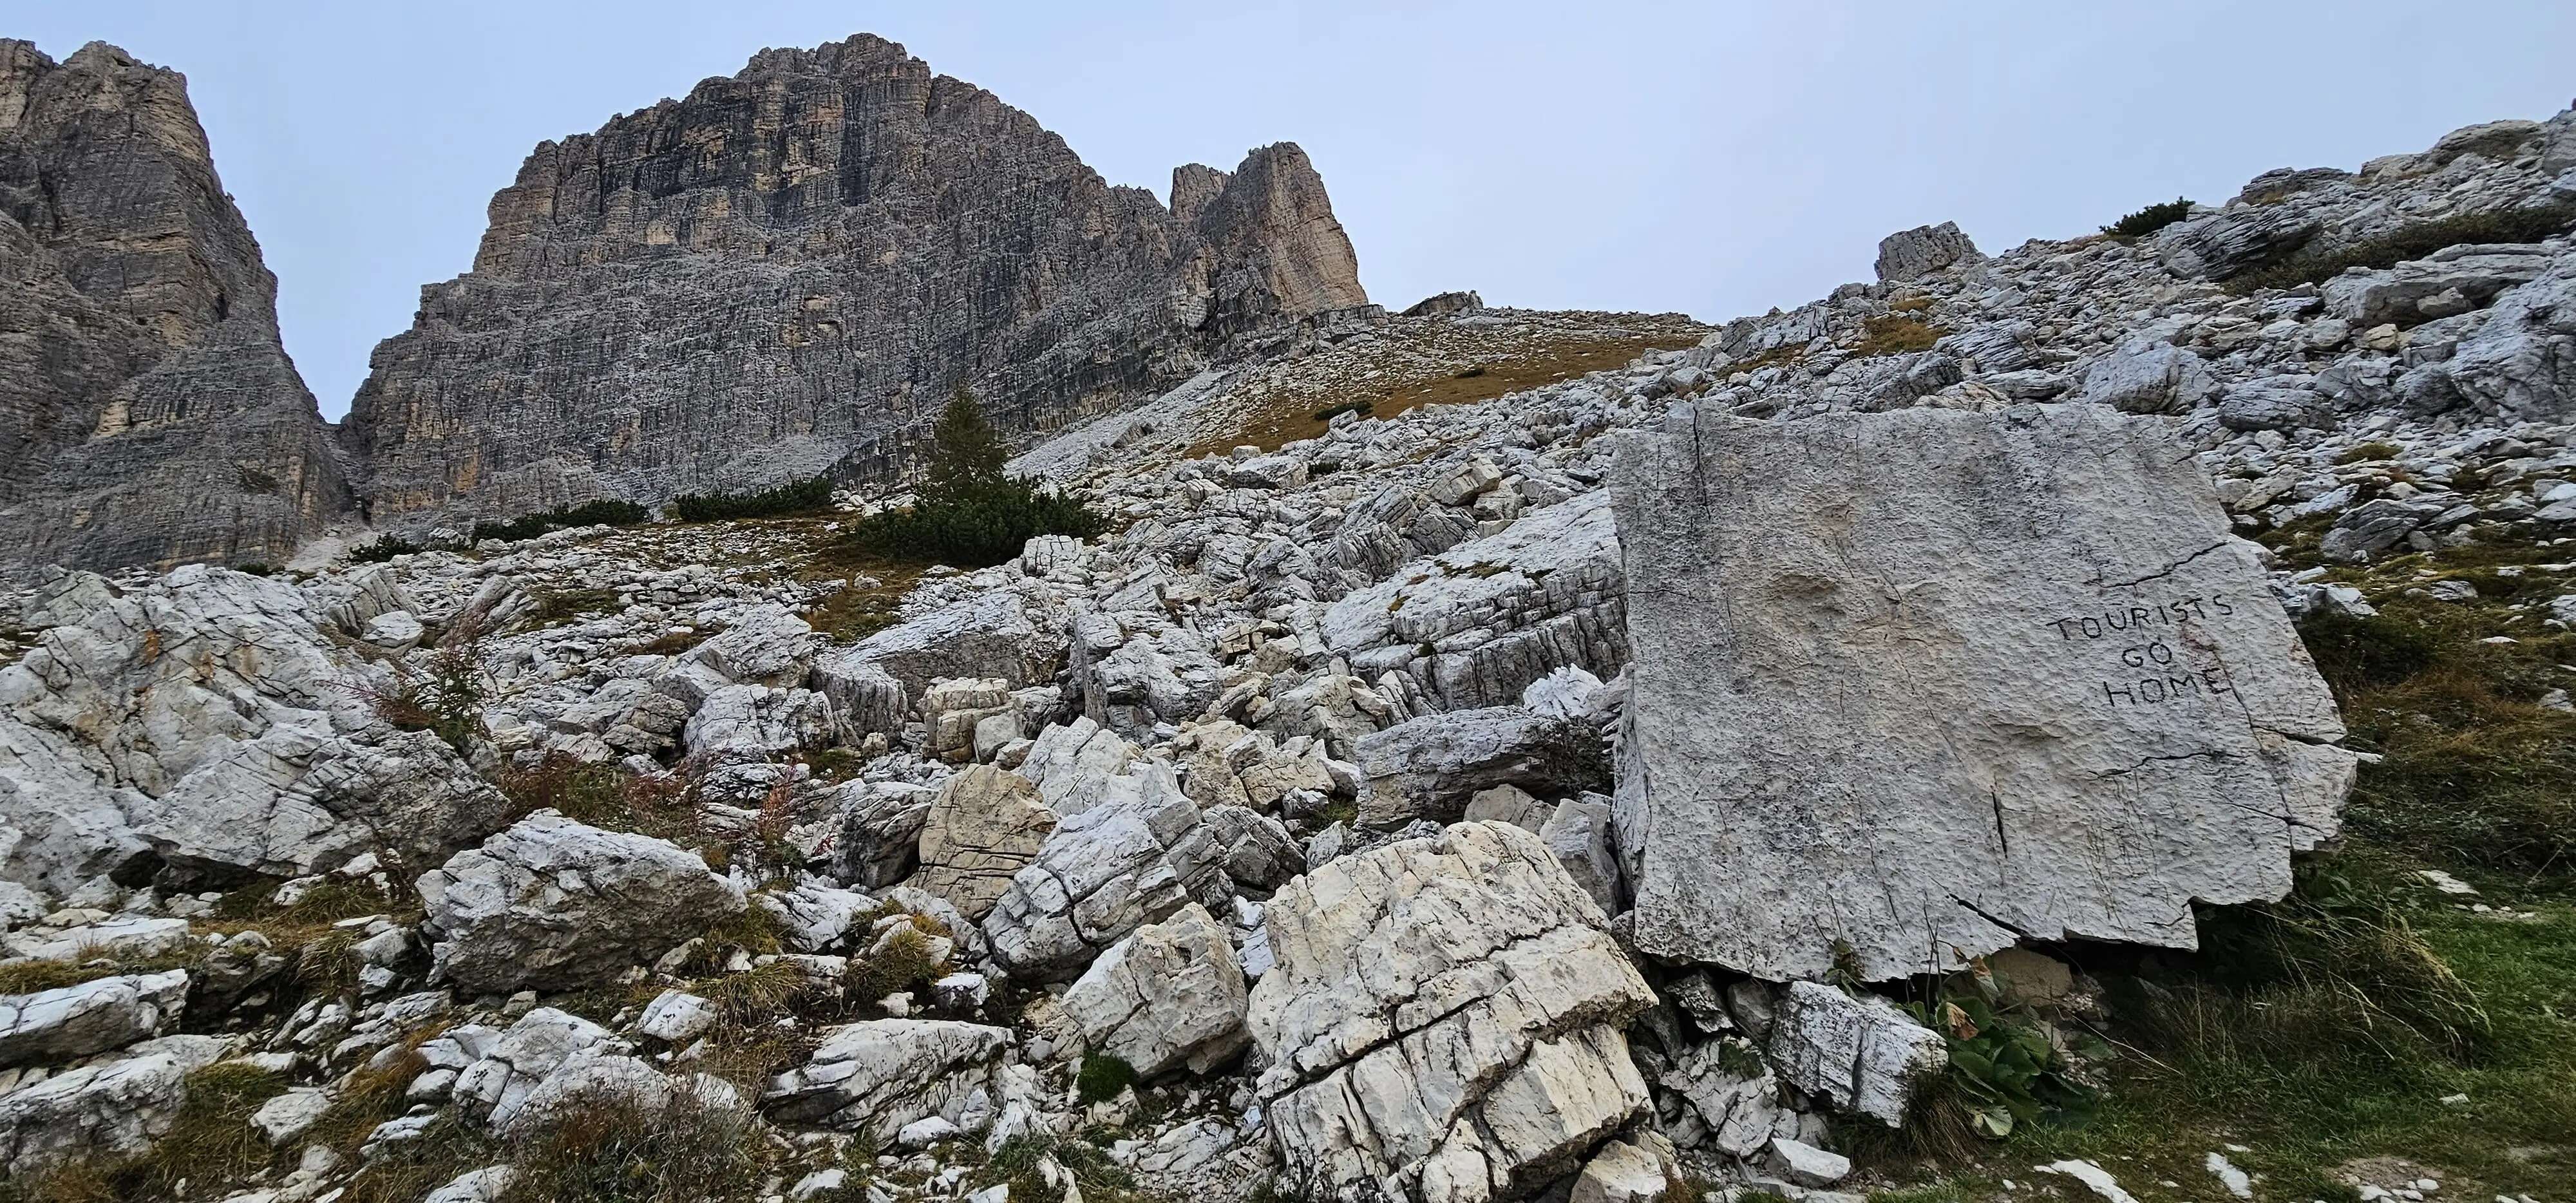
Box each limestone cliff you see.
[0,41,348,570]
[338,34,1367,527]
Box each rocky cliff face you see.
[337,34,1367,528]
[0,41,346,571]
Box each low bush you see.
[498,754,702,844]
[848,484,1105,567]
[844,920,949,1010]
[1075,1052,1139,1103]
[667,476,835,522]
[2102,197,2194,239]
[2226,202,2576,293]
[472,498,650,544]
[1311,399,1375,423]
[364,631,488,755]
[348,533,460,564]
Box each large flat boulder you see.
[1610,404,2352,982]
[1247,821,1654,1203]
[417,810,747,992]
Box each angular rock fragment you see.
[1061,903,1249,1077]
[1354,706,1606,829]
[0,970,189,1068]
[1875,221,1984,282]
[761,1018,1014,1144]
[913,764,1058,921]
[1248,821,1654,1203]
[417,811,747,992]
[1763,981,1945,1126]
[1611,404,2352,981]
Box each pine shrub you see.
[667,475,835,522]
[472,498,650,544]
[849,386,1105,566]
[2102,197,2194,239]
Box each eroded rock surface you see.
[1248,821,1654,1203]
[1611,403,2353,981]
[0,41,346,571]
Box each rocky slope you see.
[0,41,348,571]
[336,33,1369,530]
[2,90,2575,1203]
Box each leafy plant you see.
[2102,198,2193,239]
[1908,975,2096,1139]
[668,475,835,522]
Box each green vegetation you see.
[522,585,623,629]
[497,1079,765,1203]
[348,533,461,563]
[985,1134,1156,1203]
[1908,981,2097,1139]
[472,498,652,544]
[2226,202,2576,294]
[367,630,489,754]
[1075,1052,1139,1104]
[668,475,835,522]
[845,918,951,1010]
[2102,198,2194,239]
[849,388,1106,567]
[498,753,702,845]
[1311,399,1375,424]
[1848,313,1946,357]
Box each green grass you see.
[473,498,651,544]
[1075,1053,1139,1104]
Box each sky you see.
[17,2,2576,420]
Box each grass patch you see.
[522,587,623,629]
[668,476,835,523]
[1848,313,1946,357]
[2226,203,2576,294]
[2103,198,2194,240]
[1189,331,1699,457]
[473,498,651,544]
[0,942,203,995]
[844,920,950,1010]
[2298,597,2576,880]
[500,754,703,846]
[985,1133,1155,1203]
[498,1077,766,1203]
[1075,1052,1139,1104]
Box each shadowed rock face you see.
[0,40,348,570]
[339,33,1367,529]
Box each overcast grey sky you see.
[18,2,2576,419]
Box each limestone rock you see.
[1248,821,1654,1203]
[1611,404,2348,982]
[0,970,189,1068]
[1354,706,1607,829]
[2082,340,2215,415]
[1060,902,1249,1077]
[1323,494,1628,712]
[982,762,1228,981]
[417,811,748,992]
[1764,982,1946,1127]
[0,1035,225,1175]
[913,764,1058,922]
[0,41,348,571]
[761,1018,1014,1144]
[1875,222,1984,283]
[338,35,1364,529]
